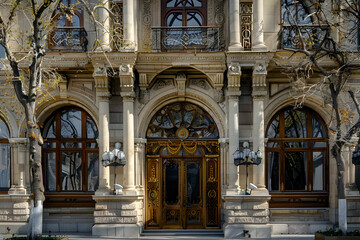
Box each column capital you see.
[227,63,241,91]
[121,91,136,100]
[252,61,267,98]
[226,91,242,99]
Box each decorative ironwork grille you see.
[49,28,88,52]
[240,2,252,50]
[152,27,219,52]
[110,2,123,50]
[146,102,219,139]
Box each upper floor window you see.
[49,0,87,52]
[0,118,10,190]
[153,0,218,52]
[162,0,206,27]
[280,0,326,49]
[42,108,99,193]
[266,107,329,207]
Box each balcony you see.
[280,25,329,50]
[152,27,219,52]
[49,27,88,52]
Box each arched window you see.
[158,0,214,51]
[266,107,329,207]
[49,0,87,51]
[280,0,325,49]
[42,108,99,193]
[0,118,10,190]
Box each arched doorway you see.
[145,102,220,229]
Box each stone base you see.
[224,224,271,238]
[92,223,142,237]
[0,222,28,235]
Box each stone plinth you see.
[0,194,30,234]
[92,195,144,237]
[223,194,271,239]
[346,194,360,230]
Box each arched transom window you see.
[266,107,329,207]
[42,108,99,192]
[162,0,206,27]
[0,118,10,190]
[147,102,218,139]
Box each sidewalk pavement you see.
[1,233,315,240]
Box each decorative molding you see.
[139,90,150,104]
[227,52,274,66]
[154,79,174,90]
[228,63,241,90]
[142,0,152,51]
[121,91,136,99]
[240,2,253,49]
[59,76,68,99]
[139,73,148,90]
[215,0,225,50]
[190,79,210,90]
[176,73,187,96]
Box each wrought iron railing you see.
[281,25,329,50]
[152,27,219,52]
[49,27,88,52]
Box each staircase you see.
[141,229,224,238]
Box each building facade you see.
[0,0,359,238]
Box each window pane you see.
[61,142,82,148]
[187,12,202,26]
[186,161,201,204]
[164,160,179,205]
[313,142,326,148]
[87,153,99,191]
[61,109,82,138]
[313,152,324,191]
[43,142,56,148]
[0,120,9,138]
[285,152,307,190]
[45,152,56,191]
[62,152,82,190]
[267,142,280,148]
[72,14,80,27]
[267,116,280,138]
[0,143,10,188]
[284,142,307,148]
[268,152,279,191]
[166,0,201,7]
[43,115,56,138]
[86,116,98,139]
[86,142,99,148]
[167,13,182,27]
[284,109,307,138]
[312,116,326,138]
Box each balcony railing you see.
[281,25,329,50]
[49,27,88,52]
[152,27,219,52]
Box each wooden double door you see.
[146,148,220,229]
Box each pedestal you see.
[92,195,144,237]
[223,194,271,239]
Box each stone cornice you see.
[42,52,89,68]
[226,52,275,66]
[136,52,226,65]
[91,52,137,67]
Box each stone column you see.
[219,138,229,195]
[121,92,136,194]
[226,63,241,194]
[120,64,136,194]
[135,138,147,194]
[8,138,28,195]
[94,65,111,194]
[96,0,110,51]
[252,62,268,194]
[253,0,267,50]
[228,0,243,51]
[123,0,135,49]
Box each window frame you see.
[161,0,207,27]
[0,117,10,192]
[265,107,329,208]
[42,107,99,207]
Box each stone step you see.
[141,229,224,237]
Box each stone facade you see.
[0,0,359,238]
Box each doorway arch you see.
[145,102,220,229]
